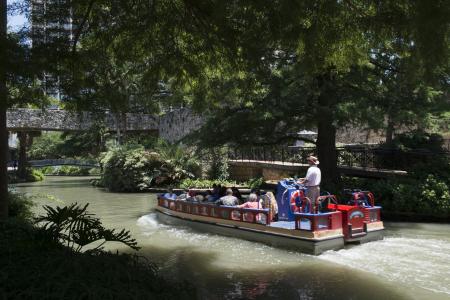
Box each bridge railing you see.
[28,159,100,168]
[228,145,450,171]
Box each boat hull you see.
[155,206,345,255]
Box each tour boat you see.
[155,179,384,255]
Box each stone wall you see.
[8,109,93,131]
[158,108,204,143]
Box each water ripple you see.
[319,237,450,296]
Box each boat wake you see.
[319,237,450,296]
[136,213,169,236]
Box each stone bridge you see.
[7,108,204,143]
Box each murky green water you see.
[14,177,450,300]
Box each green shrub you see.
[40,166,92,176]
[341,174,450,217]
[153,140,202,178]
[8,168,44,183]
[29,169,45,181]
[100,146,194,192]
[206,146,230,180]
[88,167,101,175]
[40,166,54,174]
[246,177,264,189]
[180,178,239,189]
[8,191,34,221]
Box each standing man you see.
[299,156,321,212]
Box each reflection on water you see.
[14,177,450,300]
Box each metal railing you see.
[228,145,450,171]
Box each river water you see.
[14,177,450,300]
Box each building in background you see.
[31,0,74,103]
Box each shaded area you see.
[0,220,195,299]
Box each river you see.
[13,176,450,300]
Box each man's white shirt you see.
[305,166,321,186]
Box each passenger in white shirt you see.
[299,156,321,213]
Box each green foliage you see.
[386,130,446,153]
[88,167,101,176]
[41,166,93,176]
[100,145,194,192]
[29,130,106,160]
[8,191,34,222]
[28,132,64,160]
[246,177,264,189]
[36,203,139,253]
[153,140,202,178]
[206,147,230,180]
[180,178,239,189]
[342,162,450,217]
[8,168,44,184]
[0,214,195,299]
[30,169,45,181]
[375,131,449,171]
[179,177,263,189]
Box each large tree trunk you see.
[385,115,394,147]
[0,0,8,219]
[316,73,339,186]
[17,132,28,179]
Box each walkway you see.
[229,159,407,180]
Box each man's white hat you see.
[308,156,320,165]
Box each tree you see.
[0,0,7,219]
[185,1,449,184]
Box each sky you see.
[7,0,28,32]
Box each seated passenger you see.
[195,194,205,203]
[215,188,239,206]
[186,189,197,202]
[163,188,177,200]
[219,185,227,198]
[211,184,220,201]
[205,190,216,202]
[177,189,189,201]
[238,193,260,209]
[263,192,278,221]
[251,188,264,207]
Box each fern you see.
[36,203,140,252]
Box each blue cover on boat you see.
[276,179,307,221]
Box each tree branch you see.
[71,0,96,55]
